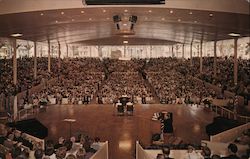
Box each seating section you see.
[0,123,104,159]
[99,72,153,104]
[32,58,105,105]
[98,59,154,104]
[144,58,216,104]
[0,57,249,108]
[0,59,15,95]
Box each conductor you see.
[162,113,173,134]
[158,112,173,142]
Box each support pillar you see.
[234,38,238,85]
[213,40,217,77]
[190,42,193,66]
[58,42,61,70]
[89,46,92,57]
[13,39,17,85]
[150,45,153,58]
[48,41,51,73]
[171,45,174,57]
[124,45,126,58]
[66,44,69,58]
[182,44,185,60]
[34,42,37,79]
[98,45,102,57]
[200,41,203,73]
[12,39,17,120]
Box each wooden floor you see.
[36,104,216,159]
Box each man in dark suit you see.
[163,113,173,134]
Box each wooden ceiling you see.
[0,2,249,45]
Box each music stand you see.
[63,118,76,137]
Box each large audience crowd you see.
[97,59,154,104]
[99,72,153,104]
[154,143,250,159]
[0,55,249,159]
[144,58,216,104]
[0,56,249,107]
[184,57,250,99]
[145,57,250,104]
[0,58,15,95]
[0,57,60,96]
[146,71,215,104]
[31,58,105,105]
[103,58,145,73]
[0,124,103,159]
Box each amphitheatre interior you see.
[0,0,249,159]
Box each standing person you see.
[159,112,173,143]
[163,113,173,133]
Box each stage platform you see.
[35,104,216,159]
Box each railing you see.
[237,115,250,123]
[8,105,44,122]
[210,104,250,123]
[16,107,37,121]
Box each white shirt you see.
[184,152,203,159]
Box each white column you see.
[171,45,174,57]
[12,39,18,120]
[58,42,61,69]
[213,40,217,77]
[13,96,18,120]
[150,45,152,58]
[98,45,102,57]
[48,41,51,72]
[123,45,126,58]
[234,38,238,85]
[182,44,185,59]
[34,42,37,79]
[190,42,193,66]
[13,39,17,85]
[200,41,203,73]
[66,44,69,58]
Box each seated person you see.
[234,129,250,145]
[91,137,101,151]
[221,143,240,159]
[184,145,203,159]
[162,146,174,159]
[201,146,211,159]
